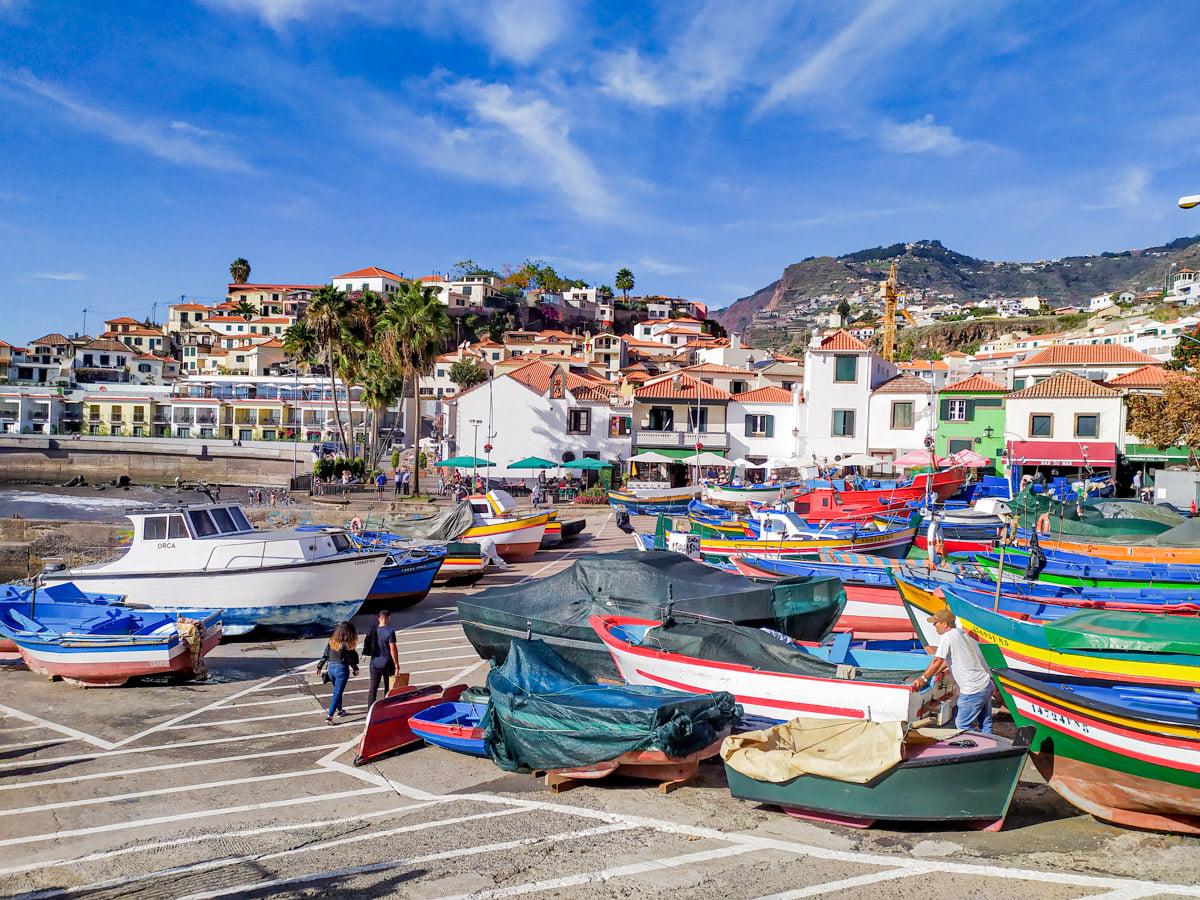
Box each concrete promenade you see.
[1,512,1198,898]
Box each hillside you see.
[717,236,1200,337]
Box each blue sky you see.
[2,0,1200,341]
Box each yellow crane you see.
[879,261,918,362]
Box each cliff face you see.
[716,236,1200,336]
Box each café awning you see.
[1006,440,1116,467]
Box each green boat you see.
[722,717,1033,830]
[973,548,1200,589]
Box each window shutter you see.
[765,415,774,438]
[745,414,753,433]
[939,399,950,420]
[965,399,976,421]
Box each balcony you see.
[260,416,279,426]
[196,414,216,425]
[152,412,172,423]
[633,430,683,448]
[633,429,729,450]
[29,412,48,422]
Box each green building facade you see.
[936,374,1008,472]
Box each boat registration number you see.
[1029,701,1091,736]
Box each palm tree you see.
[233,298,257,321]
[229,258,251,284]
[305,285,351,453]
[360,351,406,469]
[282,320,318,373]
[377,281,451,496]
[615,268,635,299]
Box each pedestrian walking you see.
[255,488,263,506]
[375,471,386,500]
[363,610,399,709]
[1132,470,1143,498]
[341,469,351,499]
[437,472,446,496]
[269,490,277,508]
[394,468,402,496]
[531,481,541,508]
[913,608,994,734]
[401,469,411,496]
[316,621,359,725]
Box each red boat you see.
[354,682,468,766]
[791,468,965,522]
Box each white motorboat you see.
[465,491,550,561]
[40,504,386,635]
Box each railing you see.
[260,416,279,426]
[197,414,216,424]
[632,429,730,450]
[29,412,48,421]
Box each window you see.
[832,409,855,436]
[687,407,708,432]
[745,414,774,437]
[781,381,794,391]
[834,355,858,383]
[187,510,218,537]
[143,517,167,541]
[1075,414,1099,438]
[1030,414,1053,437]
[947,399,967,422]
[648,407,673,431]
[948,439,974,455]
[610,416,631,437]
[168,515,189,539]
[567,408,591,434]
[210,507,236,533]
[132,408,145,422]
[1013,378,1027,390]
[731,380,748,394]
[891,401,914,429]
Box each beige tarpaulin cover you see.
[720,717,905,784]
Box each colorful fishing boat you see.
[640,520,917,562]
[607,485,702,516]
[973,548,1200,588]
[0,582,128,652]
[723,718,1032,830]
[790,468,965,522]
[730,555,914,640]
[354,683,469,765]
[990,664,1200,834]
[0,599,221,687]
[39,504,387,635]
[408,701,489,756]
[703,482,786,505]
[591,615,951,724]
[464,491,550,561]
[1018,520,1200,565]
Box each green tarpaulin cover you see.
[379,501,476,541]
[1044,609,1200,654]
[1009,487,1177,538]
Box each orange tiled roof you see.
[29,333,70,345]
[817,330,868,352]
[873,374,933,394]
[634,374,730,401]
[105,316,143,325]
[731,385,794,403]
[333,266,405,281]
[1106,364,1171,387]
[1017,344,1158,367]
[1006,371,1118,399]
[683,363,754,375]
[940,373,1009,393]
[81,338,132,353]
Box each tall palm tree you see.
[282,320,318,373]
[305,285,351,453]
[359,351,406,469]
[230,258,251,284]
[615,268,635,299]
[377,281,451,495]
[233,298,257,321]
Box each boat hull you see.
[463,513,549,561]
[15,624,222,687]
[672,526,915,562]
[409,701,488,757]
[592,615,933,724]
[354,683,468,766]
[367,554,444,606]
[703,484,784,504]
[607,486,701,516]
[993,669,1200,833]
[725,729,1031,828]
[42,553,384,635]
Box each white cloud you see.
[483,0,569,66]
[200,0,325,28]
[31,271,87,281]
[2,71,251,172]
[547,255,689,278]
[881,115,966,155]
[1081,167,1152,211]
[600,50,671,107]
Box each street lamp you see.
[1179,195,1200,209]
[469,418,483,487]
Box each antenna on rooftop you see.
[82,307,95,337]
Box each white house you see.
[728,386,803,465]
[867,374,936,462]
[801,330,897,462]
[332,266,405,296]
[1003,372,1122,476]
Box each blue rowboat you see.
[408,701,488,756]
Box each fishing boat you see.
[38,504,387,635]
[990,664,1200,834]
[1017,515,1200,564]
[973,548,1200,588]
[723,717,1032,830]
[408,701,489,756]
[876,508,1003,554]
[355,683,469,765]
[703,482,786,505]
[434,542,489,583]
[607,484,703,516]
[457,549,846,680]
[789,468,965,522]
[483,639,740,792]
[730,555,914,640]
[0,582,128,652]
[366,546,445,605]
[903,583,1200,689]
[0,598,221,687]
[464,491,550,561]
[591,615,951,724]
[641,517,917,562]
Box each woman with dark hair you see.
[317,621,359,724]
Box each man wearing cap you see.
[912,608,994,734]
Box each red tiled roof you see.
[1017,344,1159,367]
[731,386,794,403]
[171,303,211,311]
[333,266,405,281]
[1106,364,1170,387]
[105,316,143,325]
[623,371,651,383]
[683,363,754,375]
[227,283,323,291]
[817,330,868,352]
[873,374,933,394]
[939,373,1009,393]
[29,333,70,346]
[81,338,132,353]
[1006,371,1118,399]
[634,374,730,401]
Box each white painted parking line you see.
[757,867,925,899]
[0,803,438,879]
[422,658,487,686]
[0,724,360,771]
[172,822,640,900]
[0,702,113,750]
[396,653,479,665]
[5,768,323,816]
[0,744,344,791]
[0,737,70,752]
[431,844,752,899]
[395,642,473,656]
[0,786,391,848]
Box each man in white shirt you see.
[912,607,994,734]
